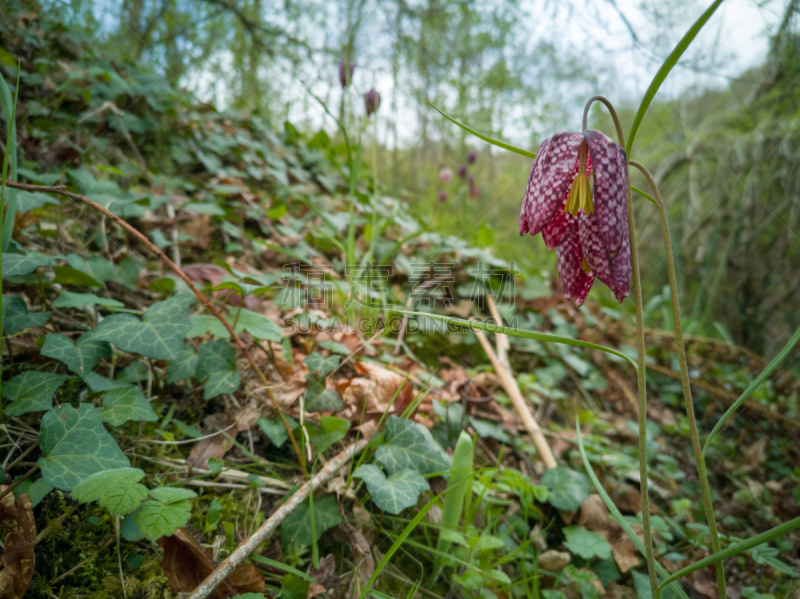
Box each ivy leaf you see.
[38,404,130,491]
[98,385,158,426]
[52,265,103,287]
[82,371,128,393]
[2,252,57,278]
[196,339,240,399]
[41,331,112,378]
[257,415,298,449]
[303,353,339,376]
[134,499,192,540]
[281,494,341,546]
[353,464,429,515]
[186,314,230,338]
[52,291,125,310]
[316,339,351,355]
[308,416,349,453]
[148,487,197,503]
[66,253,116,285]
[72,468,148,516]
[13,477,54,508]
[121,511,144,542]
[2,295,50,334]
[563,526,612,560]
[233,308,282,342]
[166,343,197,384]
[303,375,343,412]
[3,371,74,415]
[375,415,451,476]
[93,295,192,359]
[542,467,590,511]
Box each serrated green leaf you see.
[375,415,450,476]
[98,385,158,426]
[2,252,57,278]
[148,487,197,503]
[303,352,339,376]
[72,468,148,516]
[93,295,192,359]
[41,330,112,377]
[52,291,125,310]
[52,265,102,287]
[134,499,192,540]
[281,494,341,546]
[353,464,429,514]
[563,525,612,560]
[543,467,590,511]
[38,403,130,491]
[257,415,298,448]
[3,371,74,415]
[2,295,50,334]
[167,343,197,384]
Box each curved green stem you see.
[583,96,659,598]
[631,160,726,598]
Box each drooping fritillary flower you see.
[468,174,480,198]
[519,130,631,306]
[457,165,467,178]
[439,167,453,182]
[438,190,448,202]
[339,61,355,88]
[467,151,477,164]
[364,89,381,116]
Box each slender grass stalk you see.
[631,160,726,597]
[703,324,800,453]
[583,96,659,597]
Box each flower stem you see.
[630,160,727,599]
[582,96,659,598]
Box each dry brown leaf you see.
[538,550,571,571]
[354,361,414,416]
[577,494,609,529]
[339,522,374,599]
[603,581,637,598]
[307,583,327,599]
[0,489,36,599]
[597,521,641,573]
[310,554,341,593]
[613,484,659,515]
[187,413,238,469]
[158,529,264,598]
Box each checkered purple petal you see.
[556,229,594,306]
[579,217,631,303]
[583,129,628,257]
[519,132,584,237]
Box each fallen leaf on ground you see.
[310,554,341,593]
[596,521,641,573]
[538,549,570,571]
[338,522,374,599]
[354,361,414,415]
[187,413,238,469]
[159,528,264,598]
[0,489,36,599]
[577,494,609,529]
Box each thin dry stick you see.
[472,326,557,469]
[5,181,305,476]
[0,463,39,501]
[486,295,510,370]
[185,438,368,599]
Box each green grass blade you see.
[396,309,637,369]
[359,489,447,599]
[250,554,316,582]
[703,324,800,454]
[658,515,800,591]
[428,102,537,160]
[626,0,725,156]
[0,71,20,253]
[632,185,658,207]
[576,418,690,599]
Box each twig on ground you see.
[185,439,368,599]
[5,180,306,476]
[471,324,557,469]
[0,463,39,501]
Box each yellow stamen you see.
[565,141,594,217]
[581,256,591,274]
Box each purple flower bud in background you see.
[467,151,477,164]
[438,190,448,202]
[338,61,355,88]
[439,167,453,182]
[364,89,381,116]
[469,174,480,198]
[457,165,467,178]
